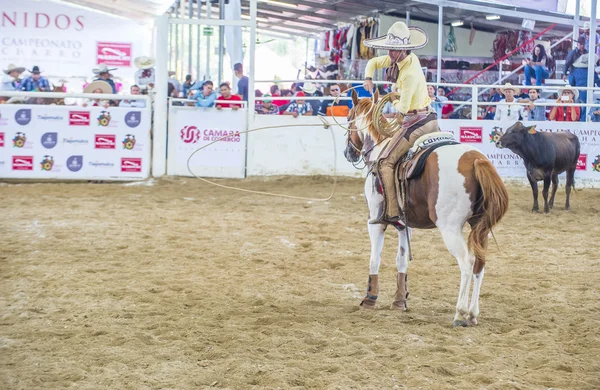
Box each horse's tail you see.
[469,158,509,260]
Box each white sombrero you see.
[93,63,117,74]
[301,82,317,94]
[363,21,428,50]
[84,80,113,94]
[3,63,25,74]
[134,56,155,69]
[559,86,579,100]
[499,83,520,95]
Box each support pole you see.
[153,15,169,177]
[586,0,597,122]
[206,2,212,80]
[196,1,201,81]
[188,0,193,76]
[218,0,225,87]
[573,0,580,49]
[406,11,410,25]
[437,5,443,85]
[175,0,180,76]
[248,0,257,125]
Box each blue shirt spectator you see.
[20,66,51,92]
[234,62,249,101]
[524,88,547,121]
[590,100,600,122]
[190,80,217,107]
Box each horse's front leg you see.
[361,223,386,309]
[391,228,410,311]
[361,174,385,309]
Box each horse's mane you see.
[354,97,386,144]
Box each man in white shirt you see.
[494,83,526,122]
[119,85,146,108]
[1,63,25,91]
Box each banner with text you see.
[0,104,151,180]
[1,1,151,80]
[168,107,247,179]
[438,120,600,183]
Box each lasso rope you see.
[370,92,404,138]
[186,85,386,201]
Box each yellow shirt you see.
[364,53,431,115]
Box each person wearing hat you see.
[494,83,527,122]
[82,80,112,108]
[580,21,600,58]
[93,64,117,94]
[133,56,155,92]
[255,94,279,115]
[549,87,581,122]
[301,82,320,115]
[283,91,312,117]
[1,64,25,91]
[20,66,51,92]
[361,21,438,225]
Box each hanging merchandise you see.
[444,25,458,53]
[469,23,476,46]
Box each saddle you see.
[398,132,458,181]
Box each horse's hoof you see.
[453,320,469,328]
[390,301,407,311]
[467,317,478,326]
[360,299,377,310]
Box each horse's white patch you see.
[434,145,476,230]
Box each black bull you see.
[495,122,580,213]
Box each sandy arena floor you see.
[0,176,599,389]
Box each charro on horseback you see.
[362,21,441,226]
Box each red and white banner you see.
[438,120,600,183]
[97,42,132,67]
[167,107,247,178]
[0,104,151,180]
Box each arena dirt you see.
[1,177,599,389]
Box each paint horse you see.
[344,91,509,327]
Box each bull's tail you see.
[469,158,509,260]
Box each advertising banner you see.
[0,104,151,180]
[437,120,600,183]
[168,107,247,179]
[0,1,150,80]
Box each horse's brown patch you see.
[457,150,485,204]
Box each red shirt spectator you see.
[216,82,242,110]
[549,88,580,121]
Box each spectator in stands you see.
[216,82,242,110]
[182,75,194,98]
[119,85,146,108]
[523,44,550,86]
[570,52,600,120]
[437,87,453,119]
[495,83,526,121]
[1,63,25,91]
[20,66,51,92]
[428,85,444,118]
[190,80,217,107]
[93,64,117,94]
[549,87,580,121]
[300,83,320,115]
[82,80,112,108]
[255,94,279,115]
[580,22,600,58]
[564,37,587,84]
[483,87,502,120]
[134,56,155,92]
[269,84,285,107]
[278,89,294,113]
[234,63,249,101]
[168,71,182,96]
[590,97,600,122]
[524,88,547,121]
[283,91,312,117]
[318,82,351,116]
